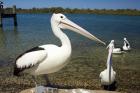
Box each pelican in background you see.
[123,37,131,51]
[107,40,123,54]
[13,13,105,93]
[99,41,116,90]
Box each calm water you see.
[0,14,140,64]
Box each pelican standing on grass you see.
[107,40,123,54]
[123,37,131,51]
[99,40,116,90]
[13,13,105,92]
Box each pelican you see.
[107,40,123,54]
[123,38,131,51]
[13,13,105,92]
[99,41,116,89]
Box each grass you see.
[0,46,140,93]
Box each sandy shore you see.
[0,48,140,93]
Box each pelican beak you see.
[59,18,106,45]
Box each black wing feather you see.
[14,46,45,76]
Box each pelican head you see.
[106,40,115,49]
[124,37,127,40]
[111,40,114,43]
[51,13,106,45]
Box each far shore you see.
[4,7,140,16]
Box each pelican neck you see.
[51,22,71,49]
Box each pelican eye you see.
[60,16,63,18]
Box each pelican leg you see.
[103,85,109,90]
[32,75,38,93]
[44,74,58,93]
[44,74,52,87]
[108,85,110,90]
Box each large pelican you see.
[123,38,131,51]
[99,41,116,90]
[107,40,123,54]
[13,13,105,92]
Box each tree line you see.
[3,7,140,16]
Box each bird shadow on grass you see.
[102,81,117,91]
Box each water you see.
[0,14,140,62]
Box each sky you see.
[2,0,140,10]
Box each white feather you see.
[16,50,47,68]
[100,42,116,85]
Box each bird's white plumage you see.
[123,38,131,51]
[107,40,123,54]
[100,42,116,85]
[33,44,71,75]
[112,48,122,54]
[14,13,105,77]
[16,49,47,69]
[100,68,116,85]
[14,13,106,93]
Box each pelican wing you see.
[125,40,130,46]
[99,72,102,78]
[14,46,47,76]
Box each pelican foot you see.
[46,87,58,93]
[32,86,46,93]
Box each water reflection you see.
[0,27,19,61]
[0,27,6,48]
